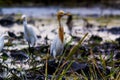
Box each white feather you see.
[50,35,64,58]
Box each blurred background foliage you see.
[0,0,120,8]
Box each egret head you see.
[57,10,69,21]
[21,15,28,25]
[21,15,27,21]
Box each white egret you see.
[0,34,5,52]
[21,15,37,48]
[50,10,68,59]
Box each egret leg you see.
[28,42,34,64]
[28,42,31,53]
[28,42,30,49]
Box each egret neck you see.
[23,18,28,30]
[58,17,64,43]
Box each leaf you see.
[66,33,88,60]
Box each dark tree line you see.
[0,0,120,8]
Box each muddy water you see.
[0,7,120,61]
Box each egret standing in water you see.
[21,15,37,48]
[50,10,68,59]
[0,34,5,52]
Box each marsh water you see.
[0,7,120,79]
[0,6,120,61]
[2,7,120,17]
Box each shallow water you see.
[1,7,120,18]
[0,7,120,63]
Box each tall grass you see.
[0,32,120,80]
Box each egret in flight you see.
[50,10,69,59]
[21,15,37,48]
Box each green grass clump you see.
[0,33,120,80]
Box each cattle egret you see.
[50,10,68,59]
[21,15,37,48]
